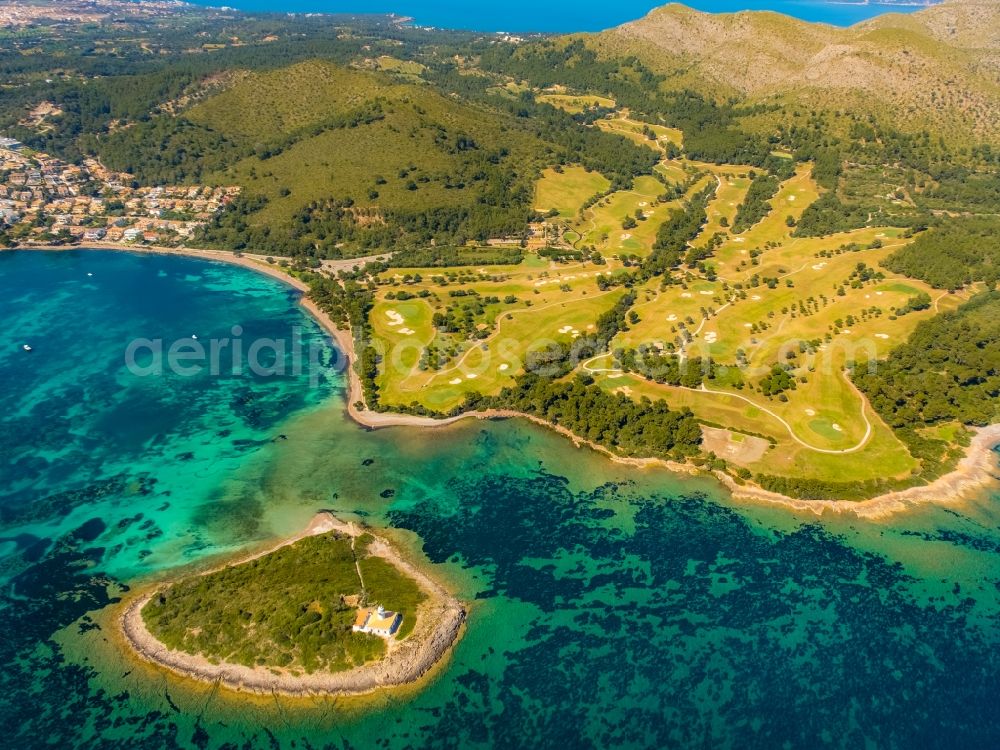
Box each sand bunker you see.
[805,409,816,417]
[832,424,843,433]
[386,310,404,326]
[498,364,510,372]
[449,378,462,385]
[875,333,890,340]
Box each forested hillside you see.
[854,292,1000,429]
[87,58,659,260]
[882,217,1000,289]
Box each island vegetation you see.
[142,530,424,674]
[120,514,465,696]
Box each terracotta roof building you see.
[352,605,403,638]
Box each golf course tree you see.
[476,374,704,460]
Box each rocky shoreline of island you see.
[16,242,999,518]
[119,513,466,698]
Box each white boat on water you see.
[23,344,32,352]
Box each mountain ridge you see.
[597,0,1000,138]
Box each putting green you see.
[535,166,611,219]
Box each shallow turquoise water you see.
[1,249,999,748]
[0,249,339,577]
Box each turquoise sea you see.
[187,0,929,31]
[1,249,999,749]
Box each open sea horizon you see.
[1,248,999,748]
[183,0,932,32]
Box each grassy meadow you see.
[595,116,683,151]
[534,166,610,218]
[537,93,616,113]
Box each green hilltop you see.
[95,60,551,255]
[93,58,658,258]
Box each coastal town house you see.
[352,605,403,638]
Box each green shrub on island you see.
[141,532,425,675]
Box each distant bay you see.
[186,0,930,31]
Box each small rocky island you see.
[121,514,465,697]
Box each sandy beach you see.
[120,512,466,698]
[13,242,1000,517]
